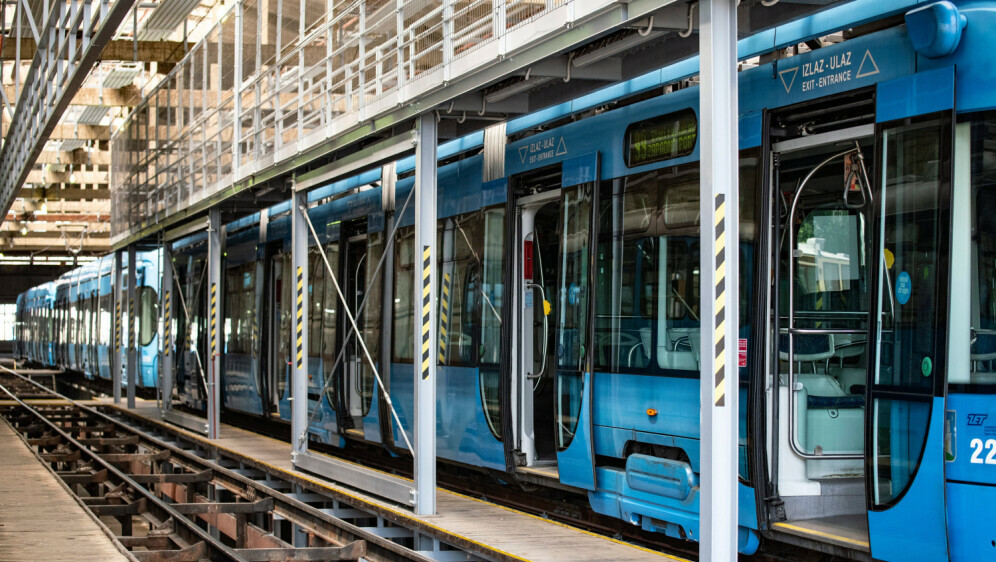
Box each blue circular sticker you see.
[896,271,912,305]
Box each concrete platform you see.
[0,418,130,562]
[113,401,682,562]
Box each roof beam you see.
[25,169,109,185]
[3,123,110,140]
[0,38,187,64]
[4,86,142,107]
[19,187,111,200]
[34,150,112,166]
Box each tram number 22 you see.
[969,438,996,465]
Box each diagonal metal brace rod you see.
[168,257,210,395]
[298,202,415,457]
[301,185,415,440]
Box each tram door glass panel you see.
[392,228,416,363]
[275,253,293,402]
[480,208,505,439]
[438,214,481,367]
[352,233,383,419]
[557,184,592,450]
[968,113,996,387]
[871,117,950,507]
[321,245,338,407]
[225,265,255,355]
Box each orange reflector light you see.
[646,408,658,417]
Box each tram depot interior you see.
[3,0,996,560]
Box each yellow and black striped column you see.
[207,207,222,439]
[437,271,450,365]
[412,112,438,515]
[210,283,218,359]
[698,3,740,555]
[296,267,305,372]
[421,246,432,379]
[713,194,726,408]
[163,290,171,357]
[115,299,121,354]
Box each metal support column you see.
[413,113,437,516]
[162,242,175,412]
[208,208,222,439]
[290,189,309,456]
[113,250,123,404]
[127,245,137,409]
[699,0,739,559]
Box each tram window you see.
[359,232,385,415]
[321,245,338,398]
[99,291,112,347]
[309,248,324,355]
[277,253,293,400]
[795,210,865,308]
[392,228,416,362]
[593,155,756,378]
[871,117,948,507]
[480,209,505,366]
[138,286,159,347]
[480,208,505,439]
[595,183,658,372]
[224,264,255,354]
[557,184,593,450]
[969,115,996,386]
[438,213,481,366]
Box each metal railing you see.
[0,0,137,222]
[111,0,612,242]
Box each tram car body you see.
[14,251,161,388]
[17,0,996,558]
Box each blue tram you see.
[18,0,996,558]
[14,252,161,388]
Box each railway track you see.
[2,366,829,562]
[0,369,482,562]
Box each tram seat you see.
[779,333,835,373]
[795,373,864,478]
[970,372,996,384]
[828,367,866,396]
[971,330,996,373]
[658,327,700,371]
[832,334,866,363]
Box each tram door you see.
[768,126,877,537]
[864,110,952,560]
[512,159,597,489]
[341,233,372,433]
[268,252,292,416]
[516,189,562,470]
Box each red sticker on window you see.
[738,338,748,368]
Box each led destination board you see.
[625,109,698,167]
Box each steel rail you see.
[0,378,246,561]
[0,367,474,562]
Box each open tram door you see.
[766,107,878,552]
[508,154,599,490]
[766,75,955,559]
[863,70,955,561]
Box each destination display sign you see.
[625,109,697,168]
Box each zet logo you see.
[967,413,988,426]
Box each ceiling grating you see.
[75,105,110,125]
[103,63,144,89]
[137,0,202,41]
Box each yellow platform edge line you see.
[772,521,870,548]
